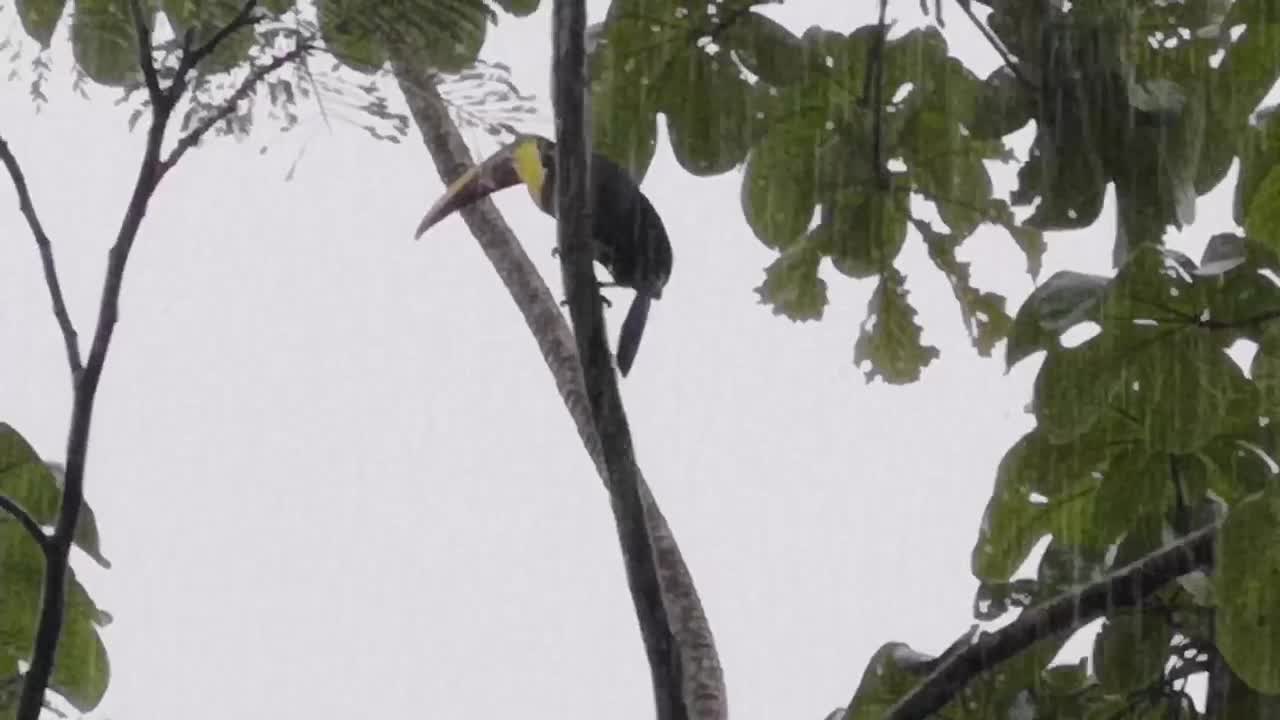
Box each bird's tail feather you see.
[617,293,651,377]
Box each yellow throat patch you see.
[513,139,547,211]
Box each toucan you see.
[414,134,672,377]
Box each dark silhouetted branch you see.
[955,0,1036,90]
[15,8,307,719]
[0,138,82,380]
[552,2,689,718]
[883,522,1217,720]
[160,44,312,179]
[127,0,164,104]
[171,0,262,99]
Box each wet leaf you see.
[1246,168,1280,254]
[589,27,660,180]
[492,0,538,17]
[71,0,141,87]
[1006,270,1109,369]
[968,65,1033,140]
[1217,492,1280,694]
[853,268,938,384]
[317,0,388,73]
[972,429,1109,581]
[813,187,907,280]
[755,241,827,322]
[16,0,69,47]
[741,124,817,250]
[0,425,108,567]
[661,49,752,175]
[1090,452,1173,549]
[919,221,1012,357]
[721,11,806,86]
[1093,611,1173,695]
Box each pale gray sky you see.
[0,2,1259,718]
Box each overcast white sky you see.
[0,2,1263,719]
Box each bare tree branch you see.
[127,0,164,105]
[159,44,313,179]
[16,10,305,719]
[551,2,689,719]
[172,0,261,91]
[553,80,703,702]
[0,496,48,550]
[883,522,1217,720]
[0,137,83,380]
[391,67,727,720]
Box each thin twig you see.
[0,137,83,379]
[159,44,312,178]
[883,522,1217,720]
[15,78,172,720]
[0,496,48,549]
[15,10,301,719]
[955,0,1037,91]
[171,0,262,98]
[551,0,689,718]
[127,0,163,104]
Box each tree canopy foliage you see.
[4,0,1280,718]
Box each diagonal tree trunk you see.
[391,65,727,720]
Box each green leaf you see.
[972,429,1109,581]
[1006,270,1110,369]
[900,105,994,239]
[1012,122,1107,231]
[1217,492,1280,694]
[1214,665,1280,718]
[410,0,488,74]
[1090,452,1173,548]
[322,0,491,75]
[0,425,108,567]
[589,27,659,181]
[1101,244,1206,325]
[317,0,388,73]
[1113,330,1260,453]
[1037,323,1259,452]
[17,0,70,47]
[721,12,806,86]
[919,222,1012,357]
[1190,436,1276,507]
[661,49,752,176]
[1246,168,1280,254]
[1252,324,1280,418]
[71,0,142,87]
[968,66,1033,140]
[843,643,929,720]
[882,26,950,100]
[755,242,827,322]
[1033,337,1122,444]
[853,269,938,384]
[1236,111,1280,227]
[492,0,538,16]
[0,522,110,711]
[1090,607,1172,691]
[813,187,907,279]
[741,125,817,250]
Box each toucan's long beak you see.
[414,144,522,239]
